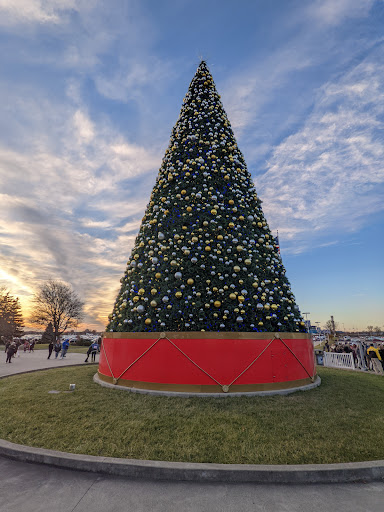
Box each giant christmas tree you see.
[107,61,306,334]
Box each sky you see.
[0,0,383,332]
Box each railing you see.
[323,352,355,370]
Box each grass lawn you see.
[1,366,383,465]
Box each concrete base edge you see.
[0,438,383,484]
[93,374,322,397]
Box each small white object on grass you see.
[69,384,76,391]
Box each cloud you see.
[93,57,176,103]
[73,110,95,142]
[307,0,376,26]
[256,45,384,252]
[0,0,78,25]
[0,93,162,329]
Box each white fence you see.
[323,352,355,370]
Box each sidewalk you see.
[0,348,93,378]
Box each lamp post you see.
[303,312,311,332]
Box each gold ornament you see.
[234,266,240,272]
[211,209,217,215]
[133,296,139,303]
[229,293,237,300]
[175,292,182,298]
[155,273,161,279]
[214,301,221,308]
[205,246,211,252]
[238,295,245,303]
[145,318,151,325]
[187,278,194,285]
[138,288,145,295]
[151,288,157,295]
[150,300,157,307]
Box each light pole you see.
[302,312,311,333]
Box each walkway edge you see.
[0,439,383,484]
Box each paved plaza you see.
[0,348,92,378]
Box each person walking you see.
[367,344,383,374]
[54,340,62,359]
[5,342,16,363]
[60,339,70,358]
[84,344,93,363]
[47,340,54,359]
[90,339,100,362]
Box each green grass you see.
[1,366,383,464]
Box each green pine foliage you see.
[107,61,305,333]
[0,289,24,341]
[41,322,54,344]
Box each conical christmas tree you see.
[107,61,306,334]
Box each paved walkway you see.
[0,456,383,512]
[1,354,383,511]
[0,348,95,378]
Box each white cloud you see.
[0,0,77,25]
[308,0,375,26]
[0,92,162,329]
[73,110,95,142]
[94,58,175,103]
[256,49,384,252]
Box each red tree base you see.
[98,332,316,394]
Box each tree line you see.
[0,280,84,344]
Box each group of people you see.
[3,337,101,364]
[47,339,70,359]
[4,339,38,362]
[324,340,384,374]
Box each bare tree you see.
[374,326,382,335]
[324,319,338,333]
[31,280,84,341]
[367,325,374,335]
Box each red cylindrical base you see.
[98,332,316,394]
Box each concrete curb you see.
[0,439,383,484]
[94,373,322,397]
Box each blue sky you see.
[0,0,383,332]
